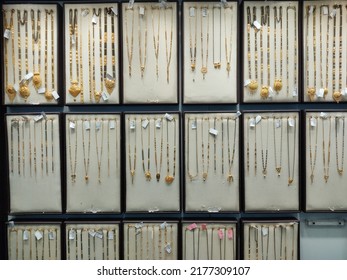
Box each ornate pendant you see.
[19,82,30,101]
[105,78,115,94]
[156,172,160,182]
[227,174,233,183]
[273,79,283,92]
[44,90,54,101]
[260,86,269,99]
[275,167,281,177]
[165,175,174,184]
[338,169,343,175]
[201,66,208,74]
[213,62,221,69]
[68,80,81,101]
[202,172,208,181]
[307,87,316,101]
[248,80,258,92]
[6,84,16,102]
[288,178,294,186]
[33,72,42,89]
[94,91,102,103]
[324,175,329,183]
[145,171,151,181]
[333,91,342,103]
[191,63,196,71]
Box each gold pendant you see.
[94,91,102,103]
[275,167,281,176]
[202,172,208,181]
[288,178,294,186]
[262,169,267,178]
[156,172,160,182]
[324,88,328,98]
[71,174,76,182]
[191,63,196,71]
[85,175,89,181]
[227,174,233,183]
[307,87,316,101]
[6,84,16,102]
[213,62,221,69]
[248,80,258,92]
[273,79,283,92]
[165,175,174,184]
[33,72,42,89]
[226,62,231,76]
[310,174,314,184]
[201,66,208,74]
[105,78,115,94]
[338,169,343,175]
[140,65,145,78]
[260,86,269,99]
[324,175,329,183]
[19,82,30,101]
[44,90,54,101]
[130,170,135,184]
[68,80,81,101]
[145,171,151,181]
[333,91,342,103]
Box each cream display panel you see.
[65,114,121,213]
[243,112,300,211]
[185,113,240,212]
[3,5,59,104]
[6,114,62,213]
[122,2,178,104]
[183,2,237,103]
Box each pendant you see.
[105,78,115,94]
[262,169,267,178]
[140,65,145,78]
[323,88,328,98]
[191,63,196,71]
[33,72,42,89]
[156,172,160,182]
[6,84,16,102]
[333,91,342,103]
[226,62,231,76]
[94,91,102,103]
[71,174,76,182]
[310,174,314,184]
[68,80,81,101]
[227,174,233,183]
[248,80,258,92]
[324,175,329,183]
[85,175,89,182]
[307,87,316,101]
[275,167,281,177]
[213,62,221,69]
[260,86,269,99]
[165,175,174,184]
[338,169,343,175]
[202,172,208,181]
[130,170,135,184]
[19,81,30,101]
[201,66,207,79]
[273,79,283,92]
[288,178,294,186]
[44,90,54,101]
[145,171,151,181]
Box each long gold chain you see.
[227,118,237,183]
[332,5,343,103]
[187,117,198,181]
[44,9,55,101]
[154,118,163,182]
[104,8,116,94]
[138,7,148,78]
[309,116,318,184]
[151,6,160,79]
[81,119,91,182]
[125,7,134,77]
[322,116,332,183]
[164,6,174,83]
[273,117,283,177]
[95,118,104,183]
[140,118,151,181]
[286,6,297,96]
[201,118,210,181]
[319,5,329,98]
[260,6,269,99]
[224,5,233,76]
[273,7,283,93]
[165,118,176,184]
[287,116,297,186]
[188,6,197,72]
[260,117,269,177]
[200,6,209,79]
[128,118,136,184]
[306,5,316,101]
[335,116,345,175]
[246,7,258,92]
[92,8,102,103]
[68,119,78,183]
[212,5,221,69]
[31,9,42,90]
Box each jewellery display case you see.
[304,1,347,103]
[64,3,120,104]
[125,113,180,212]
[305,111,347,211]
[184,112,240,212]
[243,111,300,212]
[124,221,178,260]
[243,1,299,103]
[65,114,121,213]
[7,222,61,260]
[65,222,119,260]
[2,5,59,105]
[242,220,299,260]
[5,114,62,213]
[182,221,237,260]
[183,1,238,104]
[122,2,178,104]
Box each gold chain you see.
[68,119,78,183]
[246,7,258,92]
[44,9,55,101]
[273,117,283,177]
[138,7,148,78]
[81,119,91,181]
[200,6,209,79]
[260,117,269,177]
[335,116,345,175]
[332,5,343,103]
[128,118,136,184]
[154,118,163,182]
[273,7,283,93]
[164,6,174,83]
[201,118,210,181]
[187,117,198,181]
[309,116,318,183]
[287,116,297,186]
[95,118,104,183]
[140,118,151,181]
[125,7,134,77]
[31,9,42,90]
[212,6,221,69]
[227,117,237,183]
[104,8,116,94]
[18,10,30,101]
[224,5,233,76]
[322,116,332,183]
[188,6,197,72]
[306,6,316,101]
[165,118,176,184]
[286,6,297,96]
[319,5,329,98]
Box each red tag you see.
[201,224,207,230]
[227,228,233,240]
[218,229,224,240]
[187,223,197,231]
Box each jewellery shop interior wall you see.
[1,0,347,260]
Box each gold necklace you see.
[273,7,283,93]
[224,5,233,76]
[44,9,55,101]
[319,5,329,98]
[286,6,297,96]
[246,7,258,92]
[82,119,91,181]
[227,118,237,183]
[68,119,78,183]
[92,8,103,103]
[187,117,198,181]
[165,118,176,184]
[138,7,148,78]
[104,8,116,94]
[18,10,30,101]
[3,9,16,102]
[188,6,197,72]
[164,6,174,83]
[95,118,104,183]
[332,5,343,103]
[322,116,332,183]
[212,6,221,69]
[309,117,318,184]
[141,118,151,181]
[246,117,250,173]
[306,6,316,101]
[154,118,163,182]
[124,7,134,77]
[151,6,160,79]
[260,6,270,99]
[128,118,136,184]
[260,117,269,177]
[31,9,42,90]
[273,117,283,177]
[287,116,297,186]
[201,118,210,181]
[200,6,209,79]
[68,9,81,101]
[335,116,345,175]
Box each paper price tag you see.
[81,9,89,17]
[24,72,34,81]
[128,0,135,9]
[187,223,197,231]
[41,112,47,120]
[96,121,101,130]
[202,7,208,17]
[275,118,281,128]
[292,87,298,97]
[255,115,262,124]
[253,20,261,30]
[191,120,197,130]
[165,243,172,254]
[330,9,337,18]
[344,88,347,96]
[244,79,251,87]
[262,227,269,236]
[4,29,11,39]
[142,119,149,129]
[101,91,109,101]
[288,118,295,127]
[160,222,168,229]
[22,116,29,121]
[209,128,218,136]
[269,87,274,95]
[95,232,103,239]
[189,7,195,17]
[165,113,173,121]
[320,112,328,119]
[130,120,136,130]
[109,120,116,129]
[227,229,233,240]
[201,224,207,230]
[111,7,118,15]
[92,14,97,24]
[322,6,328,15]
[108,231,114,240]
[71,34,76,45]
[156,119,161,128]
[48,232,55,240]
[34,114,44,122]
[69,121,76,129]
[89,230,96,237]
[13,84,19,93]
[38,87,46,94]
[235,111,242,118]
[317,88,324,98]
[135,222,143,229]
[249,118,256,127]
[23,230,29,241]
[309,5,314,14]
[51,90,59,100]
[84,120,90,130]
[139,6,145,16]
[310,117,317,127]
[69,230,75,240]
[218,229,224,240]
[221,0,228,7]
[35,231,43,241]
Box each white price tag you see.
[202,7,208,17]
[156,119,161,128]
[320,112,328,119]
[84,120,90,130]
[309,5,314,14]
[255,115,262,124]
[41,111,47,120]
[310,117,317,127]
[275,118,281,128]
[24,72,34,81]
[128,0,135,9]
[342,90,347,97]
[344,88,347,95]
[52,90,60,100]
[160,222,168,229]
[111,7,118,15]
[130,120,136,130]
[95,232,103,239]
[288,118,295,127]
[92,14,97,24]
[249,117,256,127]
[268,87,274,98]
[69,121,76,129]
[330,9,337,18]
[106,73,114,80]
[4,29,11,39]
[38,87,46,94]
[69,230,75,240]
[102,91,109,101]
[109,120,116,129]
[292,87,298,97]
[89,230,96,237]
[317,88,324,98]
[221,0,228,7]
[244,79,251,87]
[262,227,269,236]
[48,231,55,240]
[81,9,89,17]
[34,114,44,122]
[135,222,143,229]
[108,231,114,240]
[71,34,76,46]
[322,6,328,15]
[191,120,197,130]
[165,113,173,121]
[189,7,195,17]
[253,20,261,30]
[209,128,218,136]
[35,230,43,241]
[235,111,242,118]
[13,84,19,93]
[96,121,101,130]
[165,243,172,254]
[142,119,149,129]
[23,230,29,241]
[139,6,145,16]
